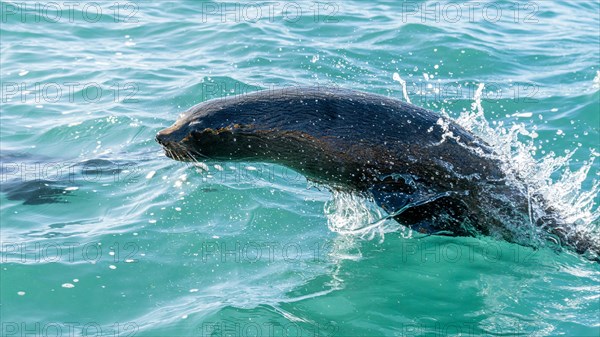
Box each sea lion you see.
[156,86,599,262]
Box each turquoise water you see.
[1,1,599,336]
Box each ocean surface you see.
[1,1,599,336]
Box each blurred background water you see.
[1,1,599,336]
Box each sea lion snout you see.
[156,126,193,161]
[155,129,172,146]
[156,124,187,146]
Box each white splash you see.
[194,162,209,172]
[511,112,533,118]
[393,72,412,104]
[324,190,406,242]
[323,82,599,249]
[146,170,156,179]
[455,83,599,240]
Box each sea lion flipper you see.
[370,183,476,237]
[368,184,413,214]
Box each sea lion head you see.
[156,87,388,188]
[155,97,261,163]
[158,88,320,160]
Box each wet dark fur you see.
[157,86,599,262]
